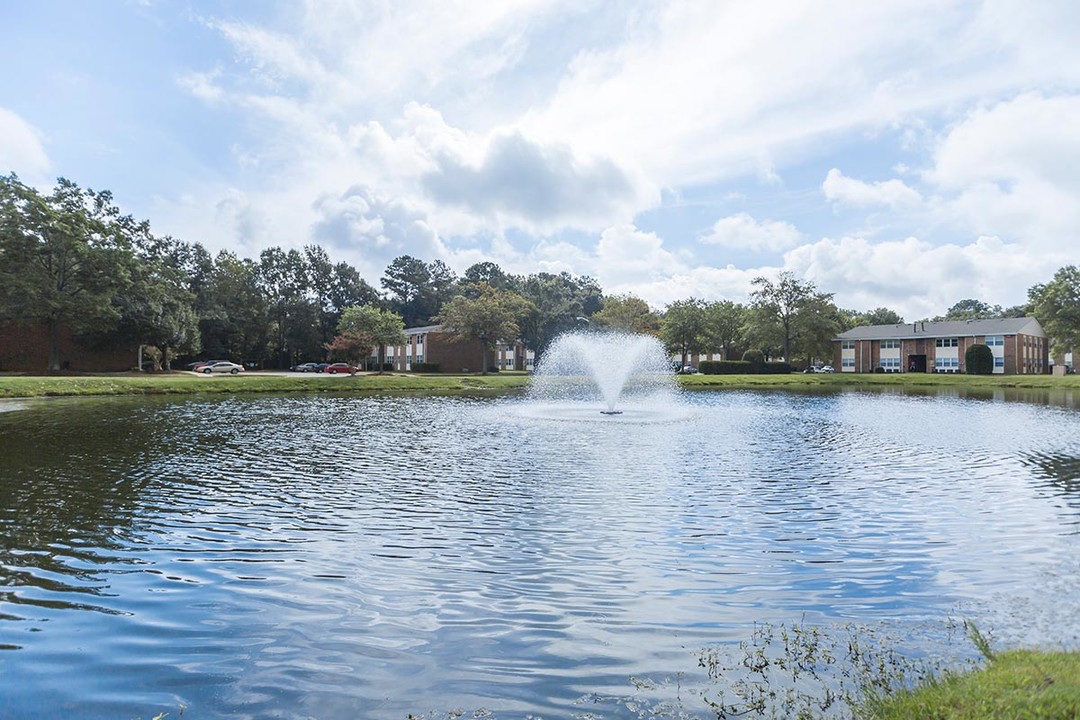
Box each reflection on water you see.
[0,390,1078,719]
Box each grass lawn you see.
[0,370,1078,398]
[864,649,1080,719]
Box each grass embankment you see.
[866,649,1080,719]
[0,372,531,398]
[0,371,1078,399]
[680,371,1080,391]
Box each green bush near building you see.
[965,343,995,375]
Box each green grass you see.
[0,371,532,398]
[679,371,1080,391]
[0,370,1078,398]
[863,649,1080,719]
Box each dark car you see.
[290,362,321,372]
[323,363,355,374]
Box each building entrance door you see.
[907,354,927,372]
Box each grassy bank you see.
[0,370,1078,398]
[866,648,1080,719]
[0,372,531,398]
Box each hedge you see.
[698,360,793,375]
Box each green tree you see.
[592,293,660,334]
[0,175,135,371]
[935,298,1003,321]
[380,255,458,327]
[438,284,534,375]
[462,261,513,291]
[517,271,603,358]
[749,271,818,361]
[1028,266,1080,358]
[332,305,406,373]
[965,343,994,374]
[661,298,706,368]
[702,300,748,360]
[199,250,269,363]
[796,293,845,365]
[851,307,905,326]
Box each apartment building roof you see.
[836,317,1045,341]
[404,324,442,335]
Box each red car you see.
[323,363,355,374]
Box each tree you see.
[591,294,660,334]
[462,261,513,291]
[749,272,818,361]
[1028,266,1080,358]
[965,343,994,375]
[438,284,534,375]
[517,271,603,358]
[702,300,747,360]
[331,305,406,373]
[661,298,706,368]
[851,307,905,327]
[935,298,1003,322]
[796,293,846,365]
[0,175,135,371]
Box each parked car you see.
[819,364,835,373]
[290,362,321,372]
[678,365,699,374]
[323,363,355,374]
[187,359,226,371]
[803,366,818,373]
[200,361,245,374]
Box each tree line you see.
[1,174,1076,372]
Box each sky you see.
[2,0,1079,321]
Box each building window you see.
[934,356,960,372]
[841,340,855,350]
[841,358,855,368]
[880,339,900,349]
[505,358,515,368]
[935,338,959,348]
[417,334,424,346]
[879,358,901,372]
[986,335,1004,346]
[994,356,1005,368]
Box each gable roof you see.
[836,317,1045,341]
[404,324,442,335]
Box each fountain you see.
[523,330,686,421]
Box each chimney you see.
[913,323,918,333]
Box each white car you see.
[200,361,245,375]
[819,364,835,373]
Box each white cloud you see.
[421,132,651,232]
[926,92,1080,249]
[0,108,51,182]
[784,234,1050,320]
[822,168,922,208]
[700,213,802,252]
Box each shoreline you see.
[0,370,1077,399]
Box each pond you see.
[0,388,1078,719]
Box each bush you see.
[412,362,440,373]
[874,366,886,373]
[761,362,793,374]
[965,343,994,374]
[699,360,753,374]
[742,350,765,367]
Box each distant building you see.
[383,324,534,373]
[0,321,139,373]
[833,318,1049,375]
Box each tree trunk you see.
[377,345,385,374]
[481,344,489,376]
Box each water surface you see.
[0,389,1078,718]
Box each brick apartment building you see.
[833,317,1049,374]
[383,324,534,373]
[0,321,138,373]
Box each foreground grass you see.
[865,649,1080,719]
[1,370,1078,398]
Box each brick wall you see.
[0,322,138,372]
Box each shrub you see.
[761,362,793,374]
[742,349,765,366]
[874,366,886,373]
[965,343,994,374]
[412,362,440,373]
[699,360,753,374]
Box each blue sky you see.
[3,0,1079,320]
